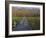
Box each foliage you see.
[27,17,40,30]
[12,16,22,28]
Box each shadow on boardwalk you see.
[13,17,32,31]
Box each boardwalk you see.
[14,17,32,31]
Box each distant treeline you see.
[12,7,40,17]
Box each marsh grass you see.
[12,16,22,28]
[27,17,40,30]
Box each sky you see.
[12,7,40,10]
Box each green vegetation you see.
[12,16,22,28]
[27,17,40,30]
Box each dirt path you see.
[15,17,32,31]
